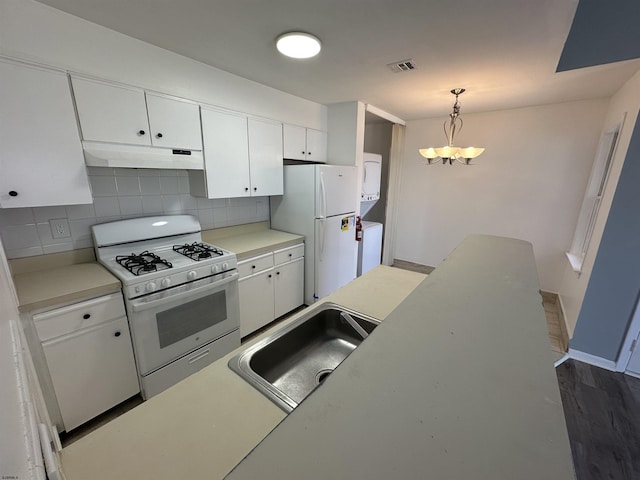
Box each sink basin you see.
[228,302,380,412]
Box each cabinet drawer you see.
[274,244,304,265]
[33,292,126,342]
[238,253,274,278]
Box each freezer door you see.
[314,215,357,300]
[315,165,357,218]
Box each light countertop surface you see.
[11,224,301,312]
[59,265,427,480]
[13,263,121,313]
[226,235,574,479]
[202,223,303,260]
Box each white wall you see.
[396,99,608,292]
[559,70,640,336]
[0,0,326,129]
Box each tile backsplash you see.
[0,167,269,259]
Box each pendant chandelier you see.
[419,88,485,165]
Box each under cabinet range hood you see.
[82,142,205,170]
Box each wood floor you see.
[556,359,640,480]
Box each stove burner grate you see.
[173,242,224,261]
[116,251,173,276]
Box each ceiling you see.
[35,0,640,121]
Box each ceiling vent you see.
[387,59,416,73]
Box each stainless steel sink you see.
[228,302,380,412]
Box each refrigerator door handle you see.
[319,218,326,262]
[319,171,327,219]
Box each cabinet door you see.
[306,129,327,163]
[72,77,151,146]
[0,61,92,208]
[248,119,283,196]
[146,93,202,150]
[274,257,304,319]
[283,123,307,161]
[239,269,275,337]
[201,108,251,198]
[42,316,139,431]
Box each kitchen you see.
[2,0,640,478]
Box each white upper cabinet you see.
[72,77,202,150]
[0,61,92,208]
[283,123,327,162]
[145,93,202,150]
[198,108,251,199]
[248,118,283,196]
[72,77,151,146]
[305,128,328,163]
[191,109,283,199]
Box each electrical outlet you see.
[49,218,71,239]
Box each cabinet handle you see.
[8,191,18,197]
[251,265,256,269]
[244,187,249,192]
[253,187,257,191]
[268,274,272,278]
[308,152,311,155]
[302,151,306,154]
[138,130,146,136]
[82,313,91,320]
[114,331,121,337]
[156,133,163,138]
[276,271,280,275]
[288,253,292,257]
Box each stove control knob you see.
[222,262,229,271]
[146,282,157,293]
[161,278,171,288]
[187,270,197,280]
[211,264,219,274]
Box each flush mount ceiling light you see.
[419,88,485,165]
[276,32,321,59]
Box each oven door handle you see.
[129,271,238,313]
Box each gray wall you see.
[557,0,640,71]
[571,115,640,360]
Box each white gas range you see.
[92,215,240,399]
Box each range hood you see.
[82,142,204,170]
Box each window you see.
[566,120,623,274]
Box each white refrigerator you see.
[270,164,358,304]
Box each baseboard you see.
[567,348,617,371]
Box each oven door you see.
[126,270,239,375]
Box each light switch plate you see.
[49,218,71,239]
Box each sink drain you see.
[315,369,334,385]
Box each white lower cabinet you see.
[238,244,304,337]
[33,293,139,431]
[274,258,304,319]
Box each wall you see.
[559,69,640,344]
[0,0,326,129]
[0,168,269,259]
[396,98,608,292]
[363,122,392,224]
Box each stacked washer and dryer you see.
[357,153,384,276]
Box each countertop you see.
[11,223,301,312]
[13,263,121,313]
[59,265,427,480]
[226,235,574,479]
[202,222,303,260]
